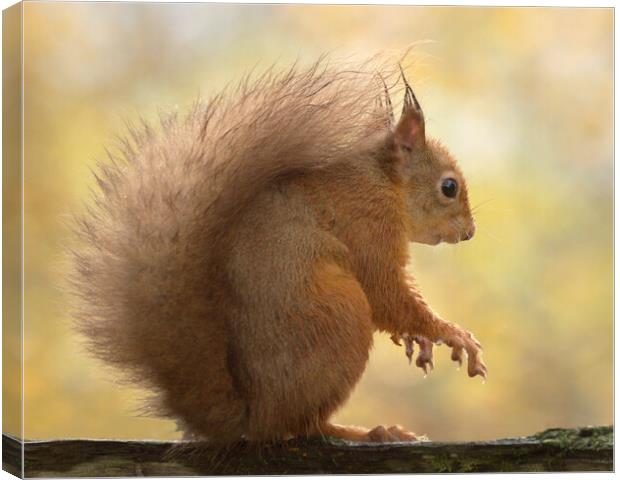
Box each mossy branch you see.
[2,426,612,477]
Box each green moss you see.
[425,454,453,473]
[534,426,613,450]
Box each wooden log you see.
[2,426,613,477]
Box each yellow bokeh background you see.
[11,3,612,441]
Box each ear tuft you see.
[393,65,426,151]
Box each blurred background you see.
[12,3,612,441]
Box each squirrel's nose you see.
[462,225,476,241]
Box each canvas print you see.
[2,2,613,477]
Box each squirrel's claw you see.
[402,334,415,365]
[468,351,487,380]
[451,345,464,367]
[390,334,402,346]
[414,336,434,375]
[463,332,486,379]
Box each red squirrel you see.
[69,56,486,444]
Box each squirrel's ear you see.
[393,81,425,152]
[394,109,425,151]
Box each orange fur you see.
[68,55,486,444]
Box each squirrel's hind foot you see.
[367,425,421,442]
[317,422,423,443]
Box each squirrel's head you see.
[383,76,475,245]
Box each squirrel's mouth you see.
[435,233,463,245]
[414,231,465,246]
[422,234,442,246]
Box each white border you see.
[0,2,614,480]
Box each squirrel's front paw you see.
[446,328,487,380]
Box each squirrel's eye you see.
[441,178,458,198]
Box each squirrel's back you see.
[69,57,400,441]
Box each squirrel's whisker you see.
[477,224,503,244]
[471,198,495,214]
